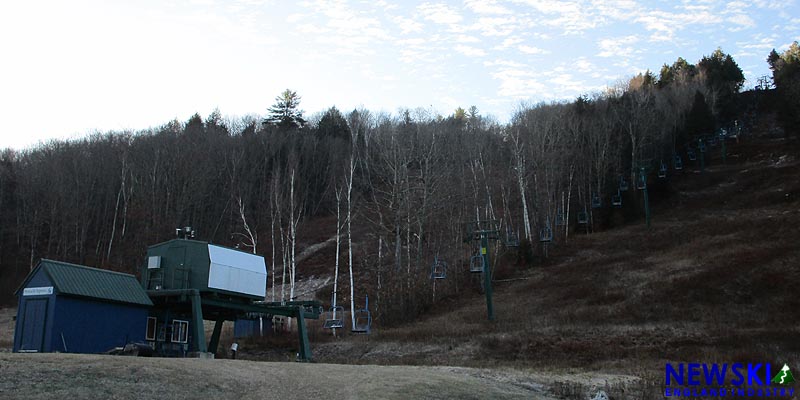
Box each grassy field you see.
[0,353,557,400]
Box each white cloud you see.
[518,45,549,55]
[724,1,750,14]
[455,44,487,57]
[491,67,550,98]
[483,59,526,68]
[591,0,639,20]
[597,35,640,58]
[637,9,723,41]
[298,23,326,34]
[465,0,513,15]
[728,14,756,28]
[394,16,424,34]
[455,34,481,43]
[470,16,519,36]
[297,0,391,58]
[418,3,463,25]
[287,13,305,23]
[752,0,791,9]
[497,36,524,49]
[513,0,599,34]
[574,57,595,74]
[737,36,778,50]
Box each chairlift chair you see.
[351,296,372,334]
[430,256,447,280]
[674,155,683,170]
[577,209,589,225]
[658,161,667,178]
[555,210,566,226]
[611,191,622,207]
[687,149,697,161]
[539,225,553,243]
[591,193,602,209]
[619,176,629,192]
[505,228,520,247]
[469,253,485,273]
[637,170,647,190]
[323,305,345,329]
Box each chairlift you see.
[505,228,520,247]
[469,253,485,273]
[323,305,345,329]
[637,169,647,190]
[555,210,566,226]
[539,225,553,243]
[577,209,589,225]
[611,191,622,207]
[698,140,707,153]
[658,161,667,179]
[591,193,602,209]
[619,176,629,192]
[351,295,372,334]
[687,149,697,161]
[430,256,447,280]
[674,155,683,170]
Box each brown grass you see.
[276,134,800,398]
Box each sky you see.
[0,0,798,149]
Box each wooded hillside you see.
[2,46,797,328]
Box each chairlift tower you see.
[464,220,499,321]
[637,166,651,228]
[698,138,706,172]
[720,132,727,164]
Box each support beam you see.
[201,298,322,319]
[481,235,494,321]
[296,306,312,362]
[208,318,225,356]
[190,291,207,353]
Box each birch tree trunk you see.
[346,157,356,330]
[332,188,342,336]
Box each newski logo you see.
[772,364,795,385]
[665,363,795,398]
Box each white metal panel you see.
[22,287,53,296]
[147,256,161,269]
[207,245,267,298]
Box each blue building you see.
[14,259,153,353]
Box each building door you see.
[168,246,187,289]
[20,298,48,352]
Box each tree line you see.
[1,47,785,326]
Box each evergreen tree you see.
[317,106,350,140]
[658,57,697,87]
[698,48,744,121]
[265,89,306,130]
[767,42,800,136]
[685,91,714,137]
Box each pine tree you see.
[265,89,306,130]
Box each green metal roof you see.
[36,259,153,306]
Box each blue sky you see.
[1,0,798,149]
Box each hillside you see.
[2,114,798,399]
[235,117,800,398]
